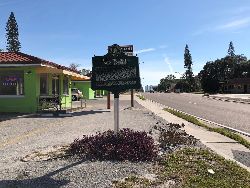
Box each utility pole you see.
[131,89,134,107]
[107,91,111,109]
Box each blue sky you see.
[1,0,250,86]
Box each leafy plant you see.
[68,129,158,161]
[158,123,197,150]
[136,95,146,100]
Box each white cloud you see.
[164,57,174,74]
[193,17,250,35]
[159,45,168,49]
[134,48,155,54]
[216,18,250,30]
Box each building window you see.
[0,70,24,95]
[63,77,69,95]
[40,74,48,95]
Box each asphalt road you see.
[143,93,250,134]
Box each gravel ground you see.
[0,96,165,187]
[0,158,152,188]
[0,95,205,187]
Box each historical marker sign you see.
[91,44,141,93]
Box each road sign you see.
[91,44,141,92]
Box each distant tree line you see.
[198,42,249,93]
[157,42,250,93]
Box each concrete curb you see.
[205,96,250,104]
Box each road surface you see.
[143,93,250,134]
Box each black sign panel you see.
[108,45,133,56]
[91,45,141,92]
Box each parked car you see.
[71,88,83,101]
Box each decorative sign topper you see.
[108,45,133,56]
[91,44,141,92]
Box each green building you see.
[72,80,95,99]
[0,52,88,113]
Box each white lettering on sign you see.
[96,67,137,82]
[103,58,127,65]
[96,80,137,87]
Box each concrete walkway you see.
[136,97,250,172]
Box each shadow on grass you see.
[0,159,85,188]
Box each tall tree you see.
[227,41,235,57]
[184,44,195,92]
[6,12,21,52]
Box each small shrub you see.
[157,123,197,150]
[68,129,158,161]
[136,95,146,100]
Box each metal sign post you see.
[131,89,134,107]
[114,92,119,134]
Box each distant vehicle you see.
[71,88,83,101]
[149,90,154,93]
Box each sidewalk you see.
[207,94,250,104]
[136,97,250,172]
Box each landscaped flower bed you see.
[68,128,158,162]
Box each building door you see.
[52,76,60,95]
[244,85,247,93]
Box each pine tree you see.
[184,44,195,92]
[227,41,235,57]
[6,12,21,52]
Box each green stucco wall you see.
[72,81,95,99]
[0,67,72,113]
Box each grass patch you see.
[161,148,250,188]
[114,148,250,188]
[113,176,153,188]
[164,108,250,149]
[192,91,205,94]
[136,94,146,100]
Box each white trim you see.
[0,95,25,98]
[0,64,41,67]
